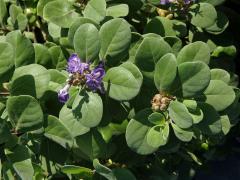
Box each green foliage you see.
[0,0,239,179]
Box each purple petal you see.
[67,54,81,73]
[58,84,70,103]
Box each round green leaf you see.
[7,95,43,133]
[197,103,222,135]
[0,42,14,82]
[177,41,210,64]
[178,61,211,97]
[168,100,193,129]
[202,80,235,111]
[72,91,103,128]
[59,105,90,137]
[10,64,50,98]
[148,112,165,125]
[6,30,35,67]
[43,0,79,28]
[44,115,73,148]
[83,0,106,23]
[190,108,204,124]
[135,37,172,75]
[154,53,177,91]
[74,23,100,62]
[103,66,141,101]
[37,0,55,17]
[190,3,217,28]
[99,18,131,61]
[126,109,158,155]
[210,69,230,84]
[5,145,34,180]
[106,4,129,18]
[34,43,53,68]
[0,0,7,24]
[205,11,229,35]
[120,62,143,86]
[144,17,176,37]
[171,123,193,142]
[146,123,169,148]
[68,17,98,45]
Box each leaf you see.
[120,62,143,86]
[73,130,108,160]
[43,0,79,28]
[72,91,103,128]
[83,0,106,23]
[61,165,93,176]
[168,100,193,129]
[106,4,129,18]
[5,145,34,180]
[190,108,204,124]
[154,53,177,91]
[178,61,211,97]
[148,112,165,125]
[74,23,100,62]
[189,3,217,28]
[0,0,7,24]
[197,103,222,135]
[135,37,172,80]
[6,30,35,67]
[210,69,230,84]
[68,17,98,45]
[202,80,235,111]
[220,115,231,135]
[48,22,61,39]
[0,118,11,144]
[171,123,193,142]
[44,115,73,149]
[144,17,177,37]
[37,0,55,17]
[164,36,182,55]
[59,105,90,137]
[7,95,43,133]
[99,18,131,61]
[103,66,141,101]
[16,14,28,31]
[48,46,67,70]
[0,42,14,83]
[177,41,210,64]
[34,43,53,68]
[10,64,50,98]
[93,159,116,180]
[205,11,229,35]
[126,109,158,155]
[146,123,169,148]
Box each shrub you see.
[0,0,239,179]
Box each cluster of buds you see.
[156,8,173,19]
[58,54,105,103]
[151,92,176,111]
[160,0,195,5]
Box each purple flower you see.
[160,0,175,5]
[58,84,70,103]
[67,54,90,74]
[86,62,105,93]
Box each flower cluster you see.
[58,54,105,103]
[160,0,195,5]
[151,92,176,111]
